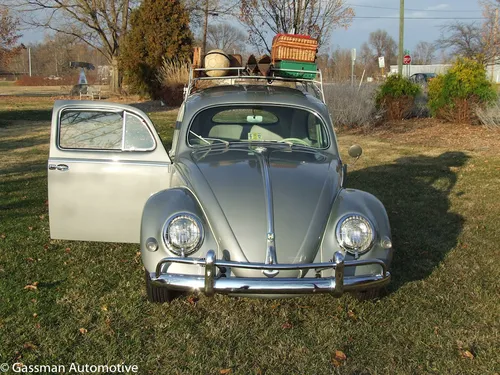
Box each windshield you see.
[188,106,329,149]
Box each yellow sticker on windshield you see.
[248,132,262,141]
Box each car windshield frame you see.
[185,104,332,151]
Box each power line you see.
[214,10,487,21]
[349,3,482,13]
[355,16,487,20]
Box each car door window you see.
[59,110,155,151]
[123,112,155,151]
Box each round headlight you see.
[336,215,375,255]
[163,214,203,256]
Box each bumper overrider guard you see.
[151,250,391,296]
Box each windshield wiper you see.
[189,131,229,147]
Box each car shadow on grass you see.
[0,109,52,128]
[347,151,468,292]
[0,134,49,153]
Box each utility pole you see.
[491,8,499,82]
[28,47,32,77]
[202,0,210,58]
[351,48,356,87]
[398,0,404,75]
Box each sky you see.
[331,0,484,53]
[19,0,485,56]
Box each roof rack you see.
[184,66,325,103]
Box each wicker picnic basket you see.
[271,34,318,63]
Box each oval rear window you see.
[212,109,278,124]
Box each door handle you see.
[49,164,69,171]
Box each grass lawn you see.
[0,96,499,374]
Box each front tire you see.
[145,270,181,303]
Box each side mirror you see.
[348,144,363,159]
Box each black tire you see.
[353,288,382,301]
[145,270,181,303]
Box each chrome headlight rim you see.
[162,213,204,256]
[335,214,376,255]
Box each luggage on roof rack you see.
[271,34,319,64]
[186,34,323,102]
[183,66,325,103]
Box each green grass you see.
[1,98,499,374]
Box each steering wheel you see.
[281,138,310,146]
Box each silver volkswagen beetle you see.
[48,80,392,303]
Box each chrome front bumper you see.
[151,250,391,297]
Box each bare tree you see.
[0,7,21,70]
[182,0,224,30]
[413,41,436,65]
[329,48,351,81]
[436,22,490,64]
[359,29,396,76]
[207,22,247,53]
[480,0,500,67]
[239,0,354,53]
[10,0,136,91]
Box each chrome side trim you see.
[48,157,172,167]
[153,250,390,297]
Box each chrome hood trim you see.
[253,147,278,277]
[177,146,342,276]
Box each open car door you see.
[48,100,172,243]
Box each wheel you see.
[145,270,182,303]
[353,288,383,301]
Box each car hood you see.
[176,146,341,267]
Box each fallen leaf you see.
[33,313,38,318]
[26,258,35,262]
[220,369,231,374]
[79,328,88,335]
[461,350,474,360]
[434,326,439,335]
[28,226,33,231]
[65,248,71,253]
[24,282,39,291]
[187,296,199,305]
[35,323,41,329]
[0,234,5,239]
[39,215,45,220]
[332,350,347,367]
[281,321,293,329]
[271,303,280,309]
[23,342,37,350]
[334,350,347,361]
[101,305,108,312]
[347,310,357,321]
[43,244,49,250]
